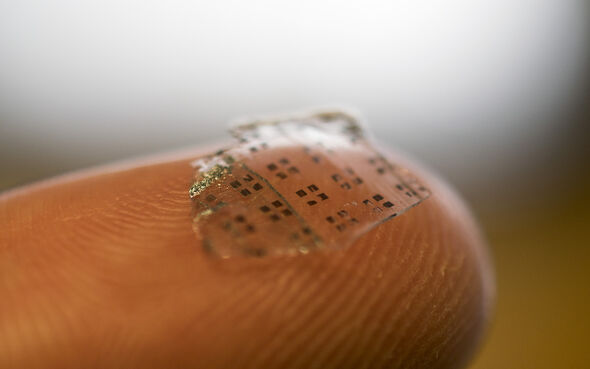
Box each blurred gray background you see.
[1,1,589,368]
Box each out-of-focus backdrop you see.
[1,1,589,367]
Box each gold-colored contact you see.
[189,164,230,199]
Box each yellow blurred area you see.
[472,175,590,368]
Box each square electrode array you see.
[189,111,430,258]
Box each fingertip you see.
[0,146,493,369]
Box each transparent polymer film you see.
[189,111,430,258]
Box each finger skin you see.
[0,147,494,369]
